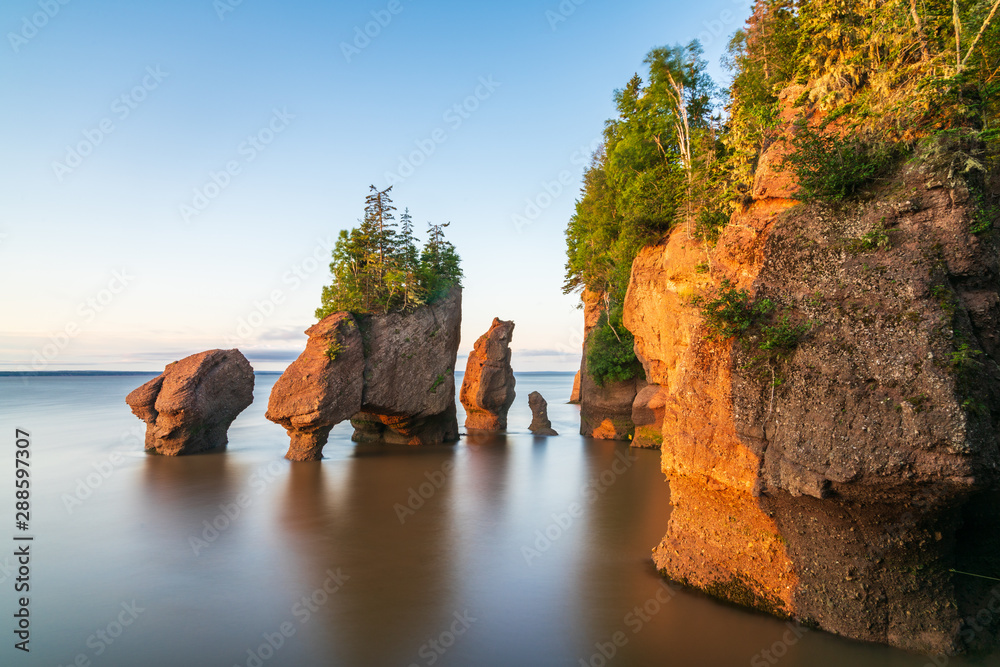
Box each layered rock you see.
[625,86,1000,654]
[569,371,581,403]
[265,313,365,461]
[578,288,639,440]
[268,287,462,459]
[528,391,558,436]
[126,349,254,456]
[460,318,516,431]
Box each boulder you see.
[265,313,365,461]
[268,287,462,459]
[460,318,516,431]
[126,349,254,456]
[528,391,558,436]
[630,384,666,449]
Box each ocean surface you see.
[0,371,996,667]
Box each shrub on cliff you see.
[586,304,643,386]
[784,124,903,202]
[316,186,462,319]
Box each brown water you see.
[1,372,996,666]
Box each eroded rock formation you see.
[265,313,365,461]
[460,318,515,431]
[268,287,462,459]
[528,391,558,436]
[578,288,640,440]
[630,384,666,449]
[126,349,254,456]
[625,86,1000,654]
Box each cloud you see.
[257,327,307,342]
[511,348,579,358]
[241,349,302,362]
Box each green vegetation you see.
[970,183,999,233]
[586,304,643,386]
[784,126,902,202]
[950,342,984,375]
[564,0,1000,379]
[728,1,1000,156]
[324,336,342,362]
[564,43,718,383]
[692,280,810,372]
[317,186,462,319]
[848,223,892,253]
[691,280,775,340]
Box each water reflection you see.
[7,373,1000,666]
[276,445,461,666]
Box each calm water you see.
[0,372,996,667]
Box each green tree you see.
[419,222,463,303]
[316,189,462,319]
[564,41,717,384]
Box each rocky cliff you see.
[624,88,1000,655]
[578,288,641,441]
[268,287,462,459]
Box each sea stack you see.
[267,287,462,459]
[569,371,581,404]
[460,318,516,432]
[265,313,365,461]
[126,349,254,456]
[527,391,558,436]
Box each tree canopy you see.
[316,186,462,319]
[564,0,1000,384]
[564,41,718,384]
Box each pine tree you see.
[316,190,462,319]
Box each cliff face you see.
[624,88,1000,654]
[578,288,641,441]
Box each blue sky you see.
[0,0,753,371]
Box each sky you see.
[0,0,753,372]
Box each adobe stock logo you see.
[178,108,294,223]
[7,0,73,53]
[340,0,407,63]
[52,66,169,182]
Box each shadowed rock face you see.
[460,318,516,431]
[268,287,462,460]
[528,391,558,436]
[624,85,1000,655]
[265,313,365,462]
[126,349,254,456]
